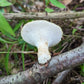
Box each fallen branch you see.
[0,39,84,84]
[52,69,71,84]
[3,12,84,20]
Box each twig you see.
[3,12,84,20]
[25,61,36,66]
[63,34,82,38]
[72,27,84,31]
[0,51,36,54]
[0,40,84,84]
[52,69,71,84]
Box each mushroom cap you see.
[21,20,63,47]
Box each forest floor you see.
[0,0,84,84]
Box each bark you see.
[0,40,84,84]
[3,12,84,20]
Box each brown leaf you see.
[80,0,84,3]
[60,0,72,6]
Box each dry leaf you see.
[35,1,44,8]
[60,0,72,6]
[80,0,84,3]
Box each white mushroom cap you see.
[21,20,63,64]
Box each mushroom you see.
[21,20,63,64]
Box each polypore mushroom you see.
[21,20,63,64]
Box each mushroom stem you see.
[37,41,51,64]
